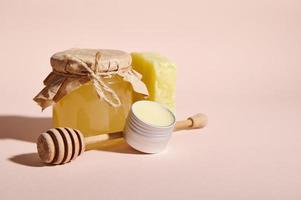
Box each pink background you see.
[1,0,300,199]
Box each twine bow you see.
[64,52,121,107]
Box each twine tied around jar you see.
[33,49,148,110]
[64,52,121,107]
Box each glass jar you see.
[53,75,132,137]
[34,49,148,149]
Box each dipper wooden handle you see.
[37,113,207,165]
[174,113,208,131]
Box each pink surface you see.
[0,0,300,199]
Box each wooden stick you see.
[37,113,207,164]
[84,131,123,146]
[174,113,208,131]
[84,113,207,145]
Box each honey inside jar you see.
[53,75,132,137]
[34,49,148,141]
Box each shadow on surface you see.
[92,139,142,155]
[9,153,45,167]
[0,115,51,143]
[1,115,141,167]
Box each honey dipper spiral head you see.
[36,128,85,165]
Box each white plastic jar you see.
[124,100,176,153]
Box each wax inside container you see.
[132,101,175,127]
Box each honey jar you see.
[34,49,148,137]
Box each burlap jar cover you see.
[34,49,149,110]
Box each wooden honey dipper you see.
[37,113,207,165]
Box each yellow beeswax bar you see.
[131,52,176,112]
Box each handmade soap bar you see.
[131,52,176,112]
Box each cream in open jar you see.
[124,100,176,153]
